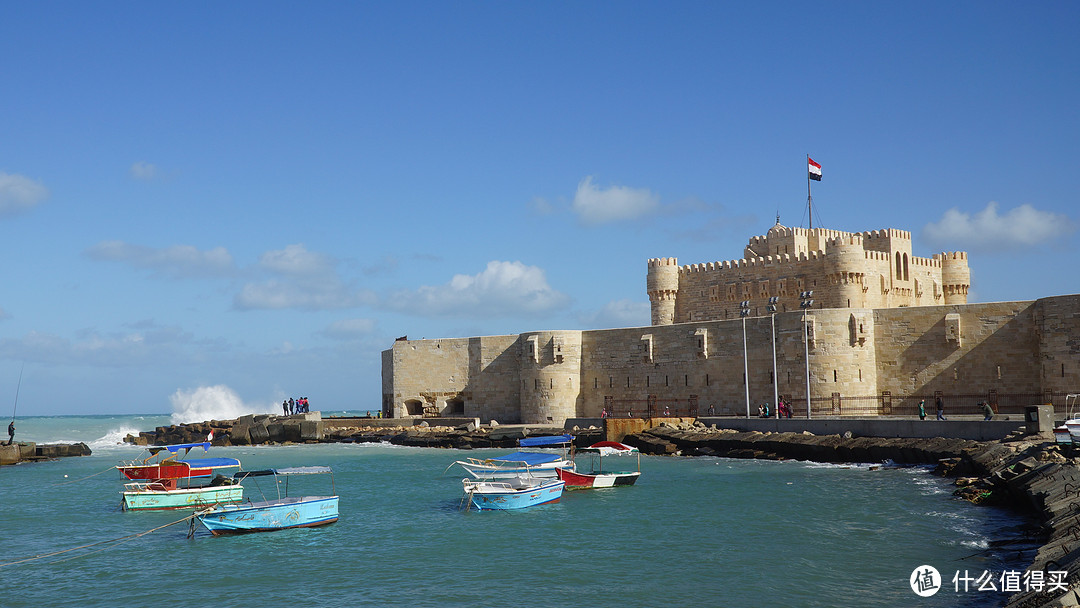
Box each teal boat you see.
[461,476,565,510]
[193,467,339,535]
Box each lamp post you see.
[768,296,779,418]
[740,300,750,419]
[800,291,814,419]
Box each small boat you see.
[194,467,339,536]
[117,442,240,481]
[556,441,641,489]
[1056,394,1080,444]
[121,478,244,511]
[461,476,565,510]
[452,434,573,479]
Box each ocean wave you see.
[169,385,273,424]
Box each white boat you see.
[121,480,244,511]
[461,476,565,510]
[452,434,573,480]
[556,441,641,489]
[1057,394,1080,444]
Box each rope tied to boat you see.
[50,465,120,487]
[0,512,199,568]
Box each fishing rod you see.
[11,363,23,422]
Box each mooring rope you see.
[50,465,119,487]
[0,513,197,568]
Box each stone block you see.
[300,420,323,441]
[249,422,270,444]
[230,423,251,446]
[0,444,19,465]
[266,423,285,442]
[283,421,302,442]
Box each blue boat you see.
[193,467,339,536]
[452,434,573,479]
[461,476,566,511]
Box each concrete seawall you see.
[0,442,92,466]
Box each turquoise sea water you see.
[0,415,1037,607]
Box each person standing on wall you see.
[936,396,946,421]
[981,401,995,421]
[918,400,927,420]
[6,420,13,446]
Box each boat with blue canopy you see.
[452,434,573,479]
[193,466,339,536]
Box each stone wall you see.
[382,294,1080,427]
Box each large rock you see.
[300,420,324,441]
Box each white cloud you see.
[234,243,375,311]
[86,241,236,278]
[323,318,377,340]
[388,260,570,318]
[130,161,160,180]
[581,299,651,329]
[571,176,659,225]
[258,243,334,276]
[0,172,48,217]
[923,202,1076,252]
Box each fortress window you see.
[895,252,902,278]
[665,375,669,387]
[1063,364,1066,378]
[706,373,710,386]
[903,253,909,281]
[833,370,838,382]
[534,379,540,390]
[609,376,614,388]
[647,376,651,387]
[627,377,631,388]
[685,374,689,386]
[769,371,774,383]
[550,378,554,389]
[594,378,598,389]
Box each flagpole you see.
[806,154,813,229]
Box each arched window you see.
[903,253,909,281]
[895,252,902,278]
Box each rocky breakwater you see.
[0,441,92,466]
[623,422,1080,608]
[124,413,603,449]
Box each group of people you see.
[917,397,993,421]
[282,397,311,415]
[758,397,793,419]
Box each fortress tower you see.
[647,257,680,326]
[519,330,583,424]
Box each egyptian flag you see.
[808,157,822,181]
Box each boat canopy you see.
[233,466,333,479]
[490,452,563,466]
[147,442,211,455]
[182,457,241,469]
[579,442,638,457]
[518,434,573,447]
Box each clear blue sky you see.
[2,2,1077,418]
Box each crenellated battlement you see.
[648,257,680,268]
[650,223,970,324]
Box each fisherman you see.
[6,420,14,446]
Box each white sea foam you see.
[169,385,273,424]
[89,426,145,449]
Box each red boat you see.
[556,441,641,489]
[117,442,240,481]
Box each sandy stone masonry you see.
[383,224,1078,426]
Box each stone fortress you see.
[382,223,1080,425]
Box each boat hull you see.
[122,484,244,511]
[556,468,640,488]
[463,479,565,510]
[196,496,339,535]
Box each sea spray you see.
[169,385,272,425]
